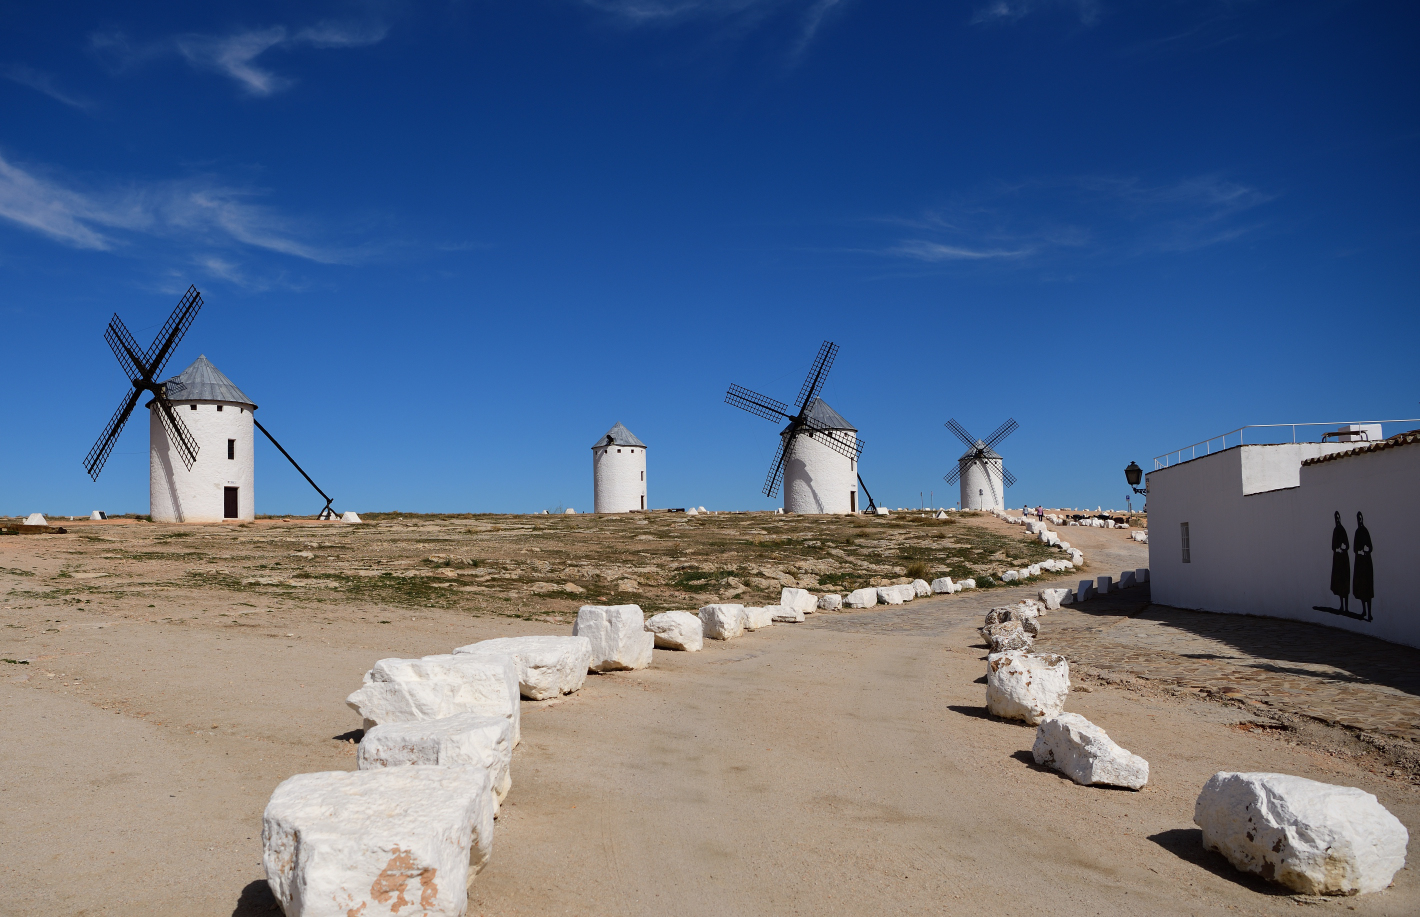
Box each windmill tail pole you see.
[253,418,335,517]
[856,474,878,513]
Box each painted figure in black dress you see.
[1353,511,1373,621]
[1329,511,1350,614]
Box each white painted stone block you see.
[1136,568,1149,583]
[453,635,593,700]
[263,766,495,917]
[1032,713,1148,789]
[699,604,745,640]
[1040,587,1071,611]
[89,510,103,521]
[817,593,843,611]
[574,605,654,672]
[645,611,703,651]
[875,507,890,516]
[1119,570,1137,589]
[845,588,878,608]
[564,508,576,514]
[1096,576,1113,595]
[768,604,805,623]
[1076,580,1096,601]
[930,577,955,594]
[341,511,362,523]
[23,513,46,526]
[686,507,699,516]
[346,655,521,744]
[780,587,818,616]
[986,652,1070,725]
[358,713,514,803]
[740,606,775,631]
[1194,772,1410,896]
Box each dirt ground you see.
[2,513,1415,916]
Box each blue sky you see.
[2,0,1417,516]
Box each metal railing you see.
[1153,419,1420,470]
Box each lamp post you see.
[1124,461,1147,495]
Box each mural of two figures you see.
[1314,511,1374,621]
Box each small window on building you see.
[617,448,622,453]
[190,404,197,410]
[228,439,235,460]
[640,471,644,481]
[217,405,223,412]
[1181,522,1191,564]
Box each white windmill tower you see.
[84,286,340,522]
[592,422,647,513]
[944,418,1018,511]
[725,341,871,514]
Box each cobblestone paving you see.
[813,581,1420,743]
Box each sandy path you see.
[4,569,1415,915]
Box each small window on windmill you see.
[228,439,235,460]
[190,404,197,411]
[1181,522,1191,564]
[618,449,622,453]
[217,405,223,412]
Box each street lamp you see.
[1124,461,1147,495]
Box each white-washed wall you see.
[783,430,857,514]
[1148,443,1420,648]
[960,457,1004,511]
[593,443,647,513]
[150,400,255,523]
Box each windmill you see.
[725,341,874,514]
[944,418,1017,511]
[84,286,339,521]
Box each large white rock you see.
[875,507,890,516]
[958,578,976,591]
[645,611,704,651]
[358,713,514,803]
[1194,772,1410,896]
[1001,570,1020,583]
[263,766,495,917]
[876,584,915,605]
[23,513,46,526]
[817,593,843,611]
[768,604,804,623]
[341,511,362,523]
[911,579,931,597]
[845,588,878,608]
[982,619,1034,653]
[1068,549,1084,566]
[779,587,818,616]
[986,652,1070,725]
[1040,587,1071,611]
[453,635,593,699]
[564,508,576,514]
[699,604,745,640]
[1032,713,1148,789]
[346,654,521,744]
[930,577,955,594]
[740,606,775,631]
[574,605,654,672]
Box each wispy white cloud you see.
[0,150,343,268]
[971,0,1101,27]
[4,64,93,110]
[888,240,1032,261]
[92,21,387,97]
[580,0,853,57]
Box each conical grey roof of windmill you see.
[961,442,1002,461]
[780,398,856,435]
[161,355,257,408]
[592,422,645,449]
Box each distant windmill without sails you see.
[725,341,875,514]
[945,417,1018,511]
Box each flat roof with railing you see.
[1153,419,1420,470]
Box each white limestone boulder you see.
[981,619,1034,654]
[875,585,906,605]
[986,652,1070,725]
[1069,549,1084,566]
[845,587,878,608]
[740,606,775,631]
[1032,713,1148,789]
[453,635,593,700]
[930,577,955,594]
[1040,588,1071,611]
[346,654,521,744]
[574,604,654,672]
[1194,772,1410,896]
[358,713,514,803]
[769,604,805,623]
[699,604,745,640]
[780,587,818,616]
[644,611,703,651]
[817,593,843,611]
[911,579,931,597]
[1001,570,1020,583]
[958,578,977,590]
[263,765,495,917]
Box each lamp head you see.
[1124,461,1143,487]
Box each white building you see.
[1147,428,1420,649]
[959,449,1005,511]
[149,355,256,523]
[592,423,647,513]
[782,399,858,514]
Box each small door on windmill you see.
[224,487,239,519]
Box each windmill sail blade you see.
[83,388,142,481]
[145,286,203,378]
[763,435,793,499]
[794,340,837,413]
[105,316,149,382]
[801,415,863,461]
[1001,466,1017,488]
[154,394,200,470]
[983,418,1018,450]
[945,418,977,449]
[725,384,791,422]
[944,465,961,485]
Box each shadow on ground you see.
[1146,828,1294,897]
